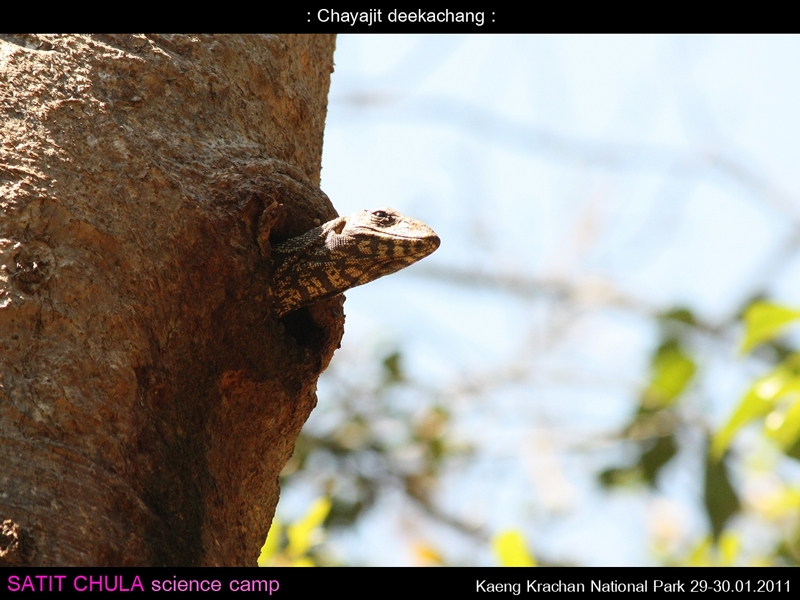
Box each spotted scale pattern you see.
[271,208,440,316]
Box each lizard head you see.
[327,208,441,286]
[271,207,440,316]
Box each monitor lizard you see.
[271,208,440,316]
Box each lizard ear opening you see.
[332,218,346,235]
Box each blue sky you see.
[278,35,800,566]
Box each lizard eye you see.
[371,210,395,226]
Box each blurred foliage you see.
[598,300,800,565]
[684,532,742,567]
[411,541,446,566]
[740,301,800,355]
[599,312,695,491]
[643,341,696,409]
[492,530,537,566]
[272,347,477,565]
[703,448,740,540]
[265,297,800,566]
[711,354,800,459]
[258,498,332,566]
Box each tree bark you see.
[0,34,341,566]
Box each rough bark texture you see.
[0,34,341,566]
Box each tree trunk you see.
[0,34,341,566]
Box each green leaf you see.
[740,301,800,354]
[712,354,800,459]
[643,342,696,408]
[492,530,537,567]
[765,398,800,453]
[382,350,404,384]
[687,536,714,566]
[640,435,678,486]
[659,307,697,326]
[717,531,742,566]
[686,532,741,566]
[703,448,740,540]
[286,497,331,558]
[326,496,367,528]
[711,385,774,460]
[258,518,282,566]
[785,435,800,461]
[598,466,640,488]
